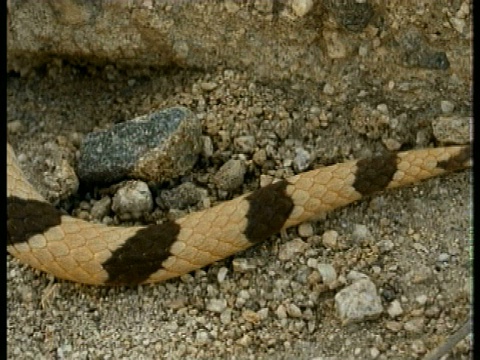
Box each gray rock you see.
[387,300,404,318]
[322,230,339,249]
[156,182,205,210]
[111,181,153,221]
[325,0,374,32]
[286,303,302,318]
[335,278,384,325]
[90,196,112,220]
[206,299,227,313]
[213,159,246,191]
[278,238,309,261]
[398,28,450,70]
[440,100,455,114]
[432,116,471,144]
[293,147,311,172]
[234,135,256,154]
[291,0,314,18]
[298,222,314,237]
[317,263,337,285]
[77,107,202,183]
[403,317,425,333]
[351,224,372,243]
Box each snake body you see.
[7,143,471,285]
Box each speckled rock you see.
[317,263,337,285]
[335,278,384,325]
[213,159,246,192]
[397,27,450,70]
[90,196,112,220]
[111,180,153,221]
[156,182,206,210]
[432,116,471,144]
[278,238,309,261]
[77,107,202,183]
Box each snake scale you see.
[7,142,471,286]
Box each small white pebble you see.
[387,300,404,318]
[323,83,335,95]
[370,347,380,358]
[291,0,313,17]
[322,230,338,249]
[298,222,314,237]
[217,267,229,283]
[415,294,428,306]
[440,100,455,114]
[287,303,302,318]
[376,103,389,114]
[438,253,450,262]
[276,304,287,319]
[317,263,337,285]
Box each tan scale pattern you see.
[7,143,471,285]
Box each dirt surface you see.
[7,2,472,360]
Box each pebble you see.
[440,100,455,114]
[346,270,369,282]
[234,135,256,154]
[376,103,389,114]
[437,253,450,263]
[217,267,229,283]
[387,300,404,318]
[77,107,203,183]
[276,305,288,319]
[156,182,204,210]
[330,0,373,32]
[7,120,24,134]
[252,149,267,166]
[383,138,402,151]
[278,238,309,261]
[403,317,425,333]
[111,181,153,221]
[206,299,227,313]
[286,303,302,318]
[399,29,450,70]
[370,347,380,359]
[291,0,313,17]
[323,83,336,95]
[351,224,372,244]
[200,82,218,91]
[334,278,384,325]
[410,339,426,355]
[377,239,394,253]
[298,222,314,237]
[236,334,252,347]
[385,321,403,332]
[317,263,337,285]
[293,147,312,172]
[90,196,112,220]
[322,230,339,249]
[201,135,214,158]
[220,309,232,324]
[213,159,246,191]
[415,294,428,306]
[432,116,471,144]
[195,330,210,344]
[242,309,261,324]
[232,258,256,273]
[406,265,433,284]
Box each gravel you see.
[7,7,471,357]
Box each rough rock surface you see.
[77,106,202,183]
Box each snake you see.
[7,142,471,286]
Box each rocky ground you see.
[7,1,472,359]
